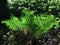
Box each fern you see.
[1,8,59,38]
[31,14,59,37]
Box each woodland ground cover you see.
[0,0,60,45]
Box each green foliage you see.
[57,34,60,38]
[30,14,59,37]
[8,0,60,15]
[2,16,28,31]
[1,8,59,38]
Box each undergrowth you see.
[1,8,59,38]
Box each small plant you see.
[2,8,59,38]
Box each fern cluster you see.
[2,8,59,38]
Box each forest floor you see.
[0,27,60,45]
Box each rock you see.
[52,38,57,43]
[47,41,53,45]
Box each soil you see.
[0,27,60,45]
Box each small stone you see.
[39,40,41,42]
[47,41,53,45]
[58,43,60,45]
[52,38,57,43]
[3,35,7,40]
